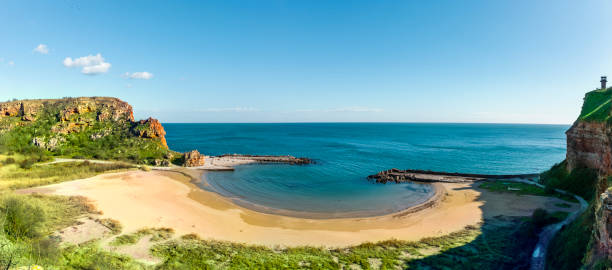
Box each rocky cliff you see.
[566,88,612,175]
[564,87,612,267]
[0,97,171,164]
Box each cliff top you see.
[578,87,612,122]
[0,96,123,105]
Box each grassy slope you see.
[479,180,578,202]
[0,102,170,165]
[541,161,599,269]
[0,154,135,189]
[0,153,148,269]
[578,87,612,122]
[151,221,538,270]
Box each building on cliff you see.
[602,76,607,89]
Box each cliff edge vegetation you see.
[579,88,612,122]
[0,97,174,165]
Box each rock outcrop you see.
[564,87,612,265]
[0,97,170,164]
[184,150,206,167]
[594,190,612,262]
[131,117,167,148]
[566,121,612,175]
[1,97,134,124]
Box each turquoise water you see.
[164,123,568,217]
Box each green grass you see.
[58,242,146,270]
[150,220,539,270]
[478,180,578,203]
[547,202,595,270]
[0,155,135,190]
[540,161,598,201]
[110,228,175,246]
[579,87,612,122]
[0,191,104,268]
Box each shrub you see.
[18,158,35,169]
[541,161,598,200]
[0,195,46,240]
[2,158,15,165]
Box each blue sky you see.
[0,1,610,124]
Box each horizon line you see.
[161,121,572,125]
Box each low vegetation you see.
[96,218,123,235]
[540,161,598,201]
[111,228,175,246]
[578,87,612,122]
[478,180,577,202]
[0,154,135,189]
[0,192,114,268]
[547,203,595,270]
[150,218,541,270]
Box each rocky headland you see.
[0,97,314,169]
[563,87,612,267]
[0,97,171,164]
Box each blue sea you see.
[164,123,568,218]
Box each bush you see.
[2,158,15,165]
[18,158,35,169]
[540,161,598,200]
[547,203,595,270]
[0,195,46,240]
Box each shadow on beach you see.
[401,181,569,270]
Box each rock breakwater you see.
[368,168,539,184]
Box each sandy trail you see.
[19,170,577,247]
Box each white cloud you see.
[63,53,111,75]
[200,107,260,112]
[7,61,14,66]
[33,44,49,54]
[123,71,153,80]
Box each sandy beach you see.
[19,169,577,247]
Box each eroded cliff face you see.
[593,190,612,263]
[566,121,612,176]
[132,117,168,148]
[565,88,612,266]
[0,97,167,150]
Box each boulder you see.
[184,150,206,167]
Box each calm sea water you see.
[164,123,568,217]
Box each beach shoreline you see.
[17,167,577,247]
[198,169,444,219]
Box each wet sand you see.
[18,170,577,247]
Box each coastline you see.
[199,169,444,219]
[17,168,576,247]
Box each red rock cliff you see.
[566,121,612,175]
[131,117,168,148]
